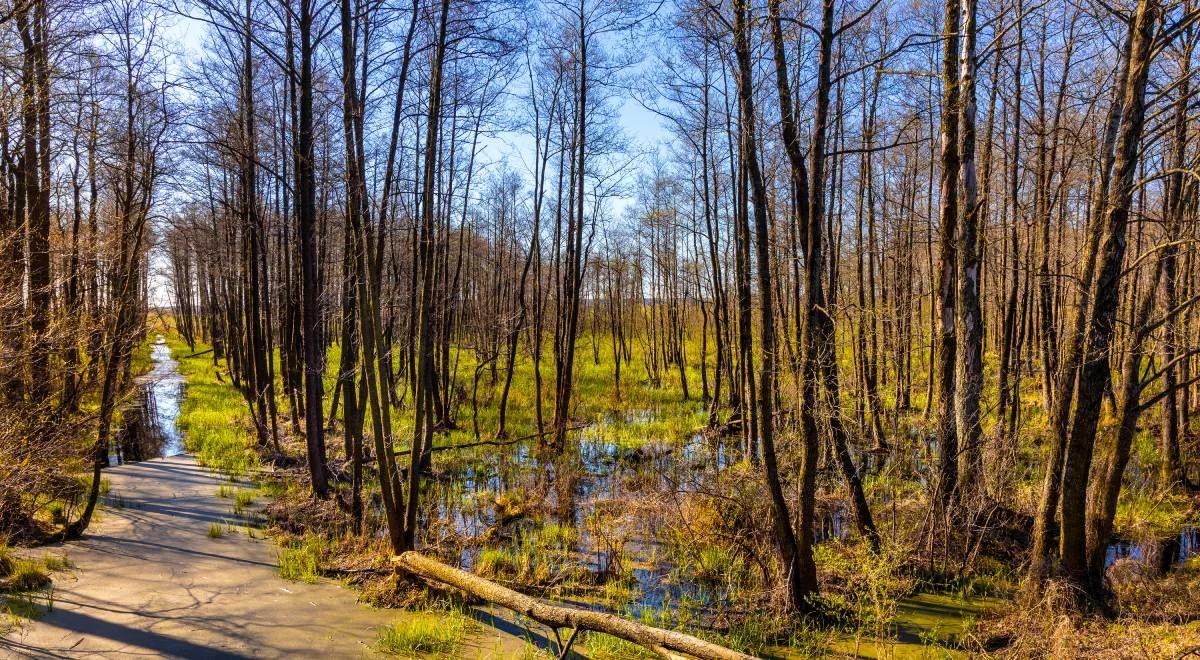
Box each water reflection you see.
[1106,526,1199,572]
[111,336,184,464]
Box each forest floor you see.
[8,329,1197,659]
[0,454,531,659]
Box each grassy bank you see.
[169,335,260,478]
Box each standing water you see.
[1106,526,1200,572]
[111,335,184,464]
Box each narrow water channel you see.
[111,335,184,464]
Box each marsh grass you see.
[580,631,658,660]
[232,489,255,516]
[1113,483,1193,540]
[170,336,258,478]
[375,608,473,657]
[39,553,71,572]
[2,559,50,593]
[1,546,67,626]
[474,520,596,593]
[277,534,329,582]
[257,479,287,498]
[516,638,554,659]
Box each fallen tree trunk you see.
[393,551,756,660]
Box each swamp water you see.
[412,408,1004,656]
[111,336,184,464]
[1106,526,1200,572]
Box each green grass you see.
[164,319,713,482]
[1,546,63,627]
[1114,486,1194,540]
[170,336,258,477]
[1,561,49,593]
[277,535,327,582]
[232,490,255,515]
[39,553,71,572]
[375,609,472,657]
[581,631,658,660]
[516,639,554,659]
[1,547,69,589]
[474,520,595,590]
[207,522,227,538]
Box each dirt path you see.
[0,455,527,659]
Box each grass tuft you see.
[40,553,71,572]
[375,609,471,657]
[1,559,51,593]
[277,535,327,582]
[581,631,659,660]
[232,489,255,515]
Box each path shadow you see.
[78,536,276,569]
[0,609,251,659]
[97,501,235,528]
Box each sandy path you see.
[0,455,528,659]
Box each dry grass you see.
[974,569,1200,658]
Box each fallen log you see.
[393,551,755,660]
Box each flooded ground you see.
[112,336,184,464]
[1107,526,1199,570]
[401,399,1200,656]
[410,410,955,652]
[143,333,1200,657]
